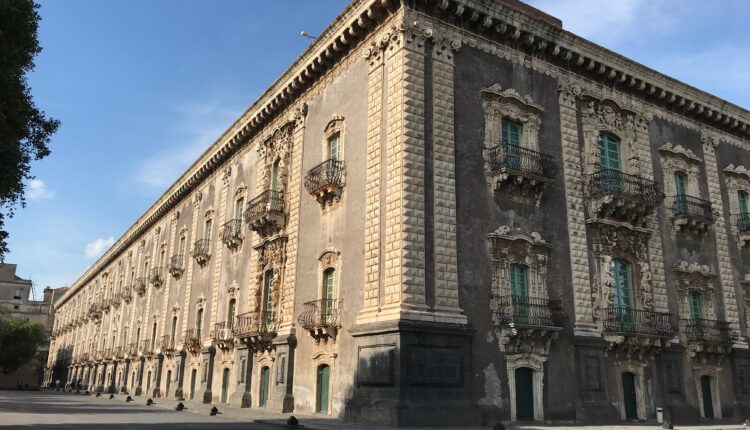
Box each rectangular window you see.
[277,355,286,385]
[178,237,186,256]
[509,264,528,297]
[204,219,212,241]
[235,197,245,220]
[239,358,246,383]
[13,288,23,300]
[688,291,703,320]
[612,259,633,309]
[598,133,622,171]
[739,191,749,214]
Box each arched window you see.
[322,268,335,322]
[204,219,213,242]
[196,308,204,338]
[327,132,340,160]
[262,270,274,325]
[227,299,236,330]
[271,159,282,193]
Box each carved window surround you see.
[612,363,648,421]
[505,354,546,422]
[305,117,347,208]
[487,226,563,360]
[673,261,716,321]
[659,143,713,237]
[481,85,556,204]
[581,97,663,227]
[724,164,750,246]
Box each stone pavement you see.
[0,389,747,430]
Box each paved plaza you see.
[0,390,748,430]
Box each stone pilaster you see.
[557,77,597,335]
[208,169,232,333]
[180,195,202,339]
[702,131,745,346]
[160,213,178,343]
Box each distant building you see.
[0,263,65,389]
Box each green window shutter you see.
[502,119,523,147]
[688,291,703,320]
[509,264,529,297]
[598,133,622,171]
[612,259,633,309]
[739,191,749,214]
[675,172,688,197]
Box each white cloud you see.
[133,98,244,190]
[27,179,54,200]
[85,236,115,259]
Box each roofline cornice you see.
[58,0,400,307]
[416,0,749,135]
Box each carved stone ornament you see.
[481,85,555,205]
[673,261,715,319]
[658,142,702,164]
[319,249,341,269]
[723,164,750,245]
[487,226,550,299]
[193,191,202,208]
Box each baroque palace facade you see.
[47,0,750,425]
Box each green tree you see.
[0,318,45,374]
[0,0,60,261]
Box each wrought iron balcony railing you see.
[588,168,665,204]
[304,159,346,205]
[140,339,154,356]
[182,329,201,352]
[733,212,750,232]
[220,219,243,249]
[126,343,138,356]
[120,287,133,303]
[134,277,148,296]
[681,318,738,344]
[192,239,211,266]
[212,321,236,343]
[672,195,716,221]
[234,310,277,340]
[492,295,566,328]
[485,142,558,180]
[149,267,166,287]
[88,303,102,320]
[245,190,285,236]
[102,348,112,359]
[168,254,185,278]
[158,335,175,352]
[602,307,676,337]
[113,346,123,358]
[298,299,342,331]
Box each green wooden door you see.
[515,367,534,421]
[622,372,638,420]
[259,367,270,407]
[221,368,230,404]
[598,133,623,192]
[510,264,529,324]
[316,365,330,413]
[502,119,523,168]
[701,375,714,418]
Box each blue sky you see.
[7,0,750,298]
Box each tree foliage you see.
[0,317,45,374]
[0,0,60,261]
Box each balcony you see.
[220,219,244,250]
[587,168,665,227]
[102,348,113,360]
[140,339,154,357]
[234,311,277,349]
[245,190,285,237]
[484,142,558,203]
[88,303,102,322]
[101,298,111,313]
[192,239,211,267]
[732,213,750,247]
[120,287,133,304]
[134,277,148,296]
[182,329,201,354]
[113,346,123,359]
[671,195,716,237]
[682,318,737,345]
[149,267,166,288]
[79,352,90,363]
[298,299,342,340]
[126,343,138,357]
[158,335,175,354]
[492,295,566,355]
[168,254,185,279]
[602,307,675,337]
[304,159,346,207]
[212,322,235,349]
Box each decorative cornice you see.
[658,143,702,164]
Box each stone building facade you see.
[47,0,750,425]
